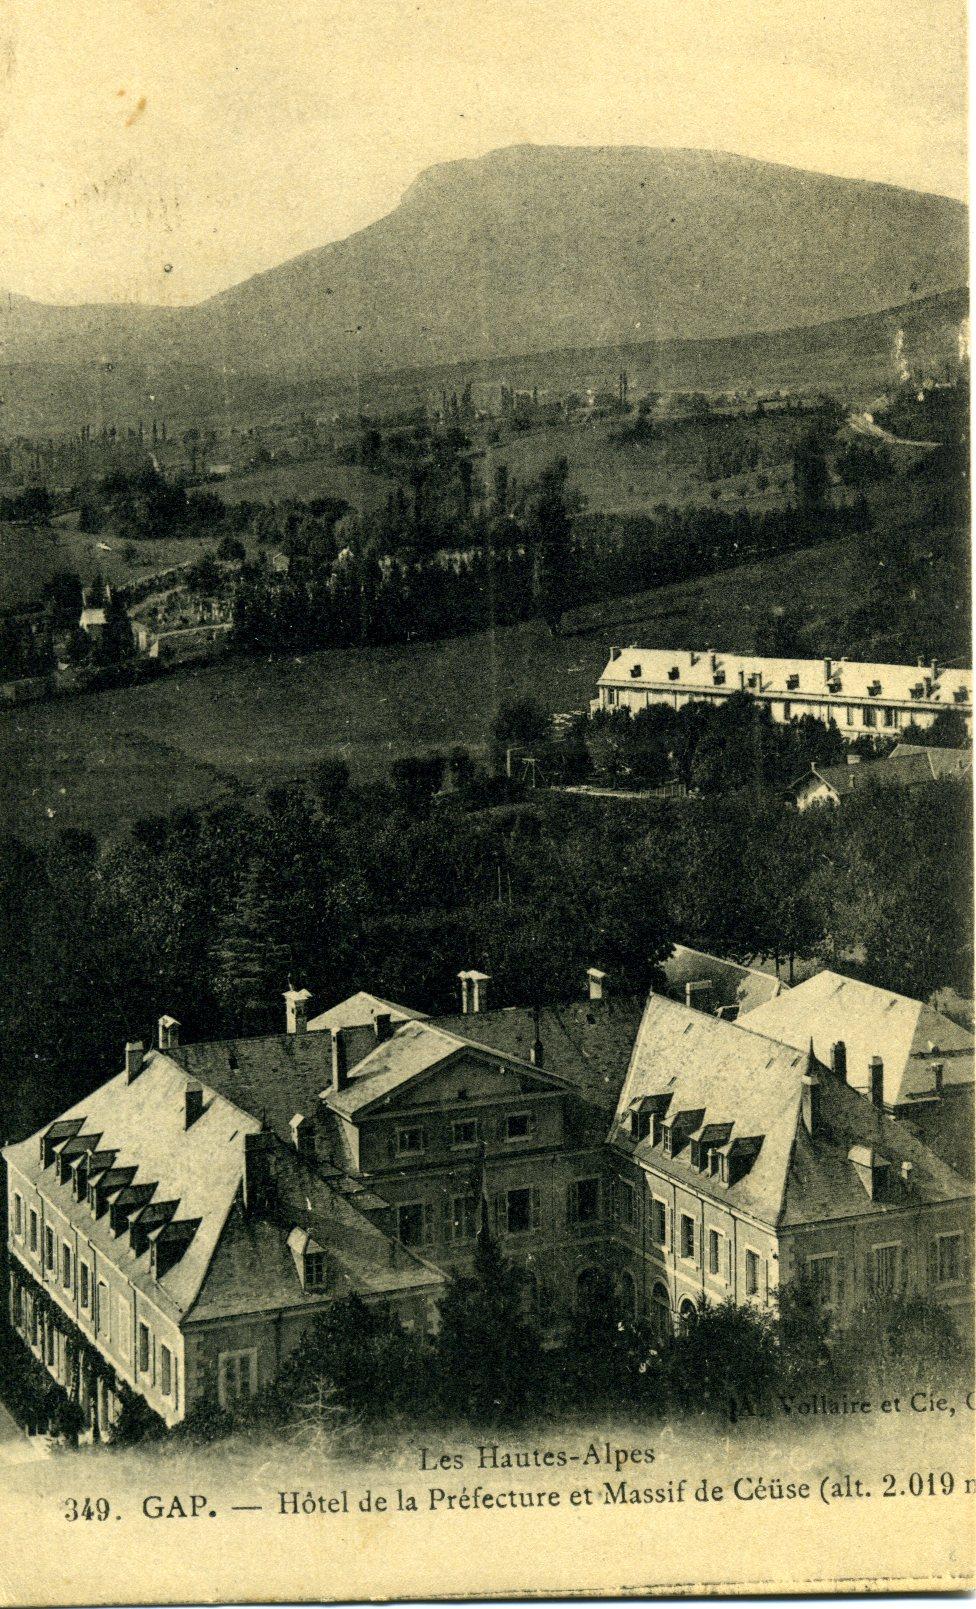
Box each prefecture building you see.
[4,963,973,1432]
[592,647,973,739]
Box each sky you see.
[0,0,966,306]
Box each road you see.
[847,411,940,450]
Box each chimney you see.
[869,1055,884,1110]
[332,1028,350,1092]
[801,1072,821,1138]
[243,1130,273,1215]
[610,646,622,662]
[738,668,746,689]
[124,1040,145,1083]
[823,657,831,683]
[184,1080,204,1128]
[459,969,490,1013]
[587,967,607,1002]
[931,658,939,682]
[901,1160,914,1191]
[284,986,312,1035]
[158,1014,180,1050]
[373,1011,393,1044]
[831,1040,847,1082]
[289,1112,316,1161]
[530,1006,544,1068]
[932,1061,945,1096]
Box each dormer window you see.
[304,1251,327,1290]
[786,673,800,690]
[709,1149,720,1176]
[868,681,882,697]
[662,1124,673,1156]
[713,670,726,686]
[631,663,644,678]
[667,666,680,681]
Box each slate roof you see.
[307,991,427,1034]
[611,993,972,1229]
[169,1032,332,1151]
[598,647,973,712]
[3,1049,441,1329]
[662,945,787,1017]
[889,744,973,780]
[789,751,963,800]
[430,995,645,1111]
[744,971,975,1108]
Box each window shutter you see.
[927,1237,939,1286]
[530,1187,541,1230]
[727,1238,733,1283]
[387,1133,397,1160]
[835,1255,846,1307]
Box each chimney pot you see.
[184,1080,204,1128]
[124,1040,145,1083]
[587,967,607,1002]
[158,1014,180,1050]
[831,1040,847,1083]
[869,1055,884,1110]
[284,987,312,1035]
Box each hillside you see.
[0,146,966,398]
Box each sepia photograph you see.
[0,0,971,1600]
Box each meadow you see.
[0,533,865,842]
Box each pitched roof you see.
[661,945,787,1016]
[3,1049,442,1328]
[3,1051,263,1319]
[610,993,806,1224]
[612,993,972,1229]
[307,991,427,1034]
[889,743,973,780]
[430,994,645,1111]
[598,647,973,712]
[791,753,948,799]
[744,971,974,1108]
[169,1032,331,1151]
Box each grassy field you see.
[481,410,807,517]
[0,519,262,608]
[0,533,866,842]
[218,455,393,513]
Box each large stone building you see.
[4,966,972,1432]
[606,993,974,1336]
[593,647,973,739]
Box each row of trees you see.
[0,751,970,1145]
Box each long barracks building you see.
[592,647,973,738]
[4,965,973,1432]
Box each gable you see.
[363,1049,560,1115]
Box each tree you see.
[435,1214,544,1422]
[275,1296,429,1420]
[793,429,831,510]
[491,697,548,749]
[530,457,574,633]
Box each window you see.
[569,1177,601,1225]
[160,1344,173,1399]
[96,1280,109,1338]
[117,1296,131,1360]
[862,706,877,728]
[846,705,855,726]
[43,1226,54,1272]
[807,1252,838,1304]
[935,1233,964,1285]
[450,1196,477,1243]
[29,1209,38,1255]
[871,1243,902,1294]
[662,1125,673,1156]
[61,1242,72,1291]
[651,1198,667,1247]
[396,1201,428,1248]
[679,1213,695,1262]
[79,1262,91,1312]
[217,1349,258,1409]
[882,707,899,729]
[451,1118,478,1149]
[505,1186,539,1235]
[708,1228,721,1276]
[505,1113,531,1142]
[397,1126,425,1156]
[137,1321,151,1374]
[745,1249,761,1297]
[12,1193,22,1238]
[618,1179,636,1229]
[304,1250,327,1289]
